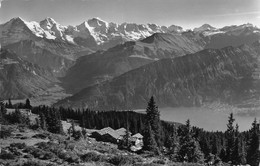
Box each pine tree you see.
[146,96,162,148]
[39,112,47,130]
[25,99,32,109]
[247,118,260,166]
[166,126,180,161]
[211,135,220,156]
[178,119,204,163]
[143,123,160,154]
[219,148,227,162]
[225,113,235,162]
[0,104,7,124]
[7,98,13,108]
[119,125,131,150]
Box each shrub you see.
[8,146,23,156]
[0,151,16,160]
[81,152,105,162]
[108,155,134,166]
[10,142,27,149]
[24,154,34,159]
[0,126,13,138]
[23,146,46,159]
[22,160,47,166]
[32,133,48,139]
[42,152,57,160]
[58,151,80,163]
[36,142,64,156]
[152,159,166,165]
[23,146,38,153]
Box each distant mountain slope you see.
[62,23,260,94]
[200,24,260,49]
[0,17,182,51]
[3,39,89,76]
[62,33,205,93]
[55,44,260,109]
[0,49,57,99]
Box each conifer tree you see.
[0,104,6,124]
[39,112,47,130]
[7,98,13,108]
[25,99,32,109]
[166,126,180,161]
[143,123,160,154]
[225,113,235,162]
[145,96,162,148]
[247,118,260,166]
[178,119,204,163]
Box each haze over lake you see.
[137,106,259,131]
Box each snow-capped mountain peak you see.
[87,17,109,28]
[194,24,216,32]
[40,17,58,29]
[1,17,259,51]
[168,25,183,33]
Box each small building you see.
[132,133,143,142]
[130,133,144,152]
[90,127,124,144]
[6,108,32,116]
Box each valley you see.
[1,16,260,125]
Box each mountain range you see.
[55,43,260,109]
[1,17,260,108]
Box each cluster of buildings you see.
[90,127,143,151]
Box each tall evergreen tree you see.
[39,112,47,130]
[166,126,180,161]
[247,118,260,166]
[143,123,160,154]
[7,98,13,108]
[25,99,32,109]
[145,96,162,148]
[178,119,204,163]
[225,113,235,162]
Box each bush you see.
[23,146,46,159]
[58,151,80,163]
[10,142,27,149]
[108,155,134,166]
[152,159,166,165]
[36,142,64,155]
[23,146,38,153]
[32,133,48,139]
[0,126,13,138]
[42,152,57,160]
[8,146,23,156]
[81,152,105,162]
[22,160,47,166]
[24,154,34,159]
[0,151,16,160]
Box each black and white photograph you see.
[0,0,260,165]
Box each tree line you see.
[0,98,260,165]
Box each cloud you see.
[210,11,260,17]
[0,0,2,8]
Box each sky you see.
[0,0,260,29]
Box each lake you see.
[136,105,259,131]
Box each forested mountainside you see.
[0,49,57,99]
[56,44,260,109]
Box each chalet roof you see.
[116,128,130,136]
[99,127,114,135]
[132,133,143,139]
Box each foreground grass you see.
[0,125,211,166]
